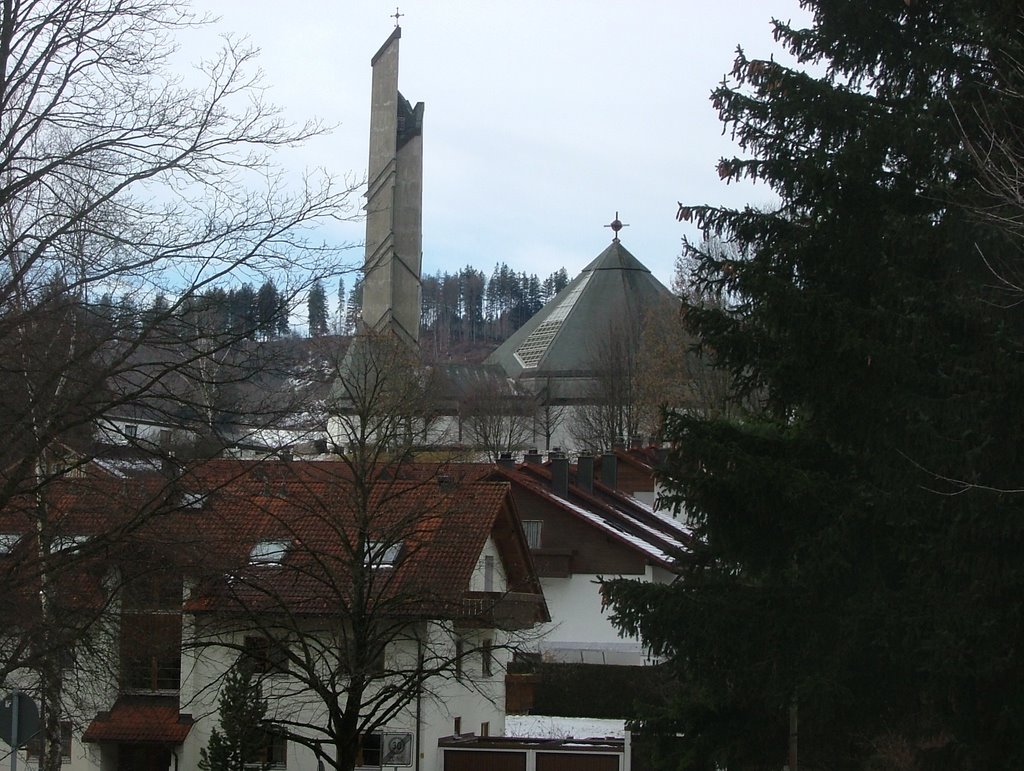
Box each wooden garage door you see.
[443,749,527,771]
[537,751,620,771]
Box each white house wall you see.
[181,619,507,771]
[468,536,508,594]
[535,569,674,666]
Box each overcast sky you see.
[187,1,810,288]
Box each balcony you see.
[458,591,549,630]
[530,547,573,578]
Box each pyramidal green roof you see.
[486,239,676,381]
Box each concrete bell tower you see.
[361,27,424,347]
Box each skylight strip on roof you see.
[513,272,593,369]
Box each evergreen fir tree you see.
[335,277,346,333]
[307,279,329,337]
[345,277,363,332]
[255,280,280,340]
[550,267,568,295]
[199,660,270,771]
[604,3,1024,769]
[227,283,257,337]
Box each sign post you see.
[0,691,40,771]
[382,732,413,767]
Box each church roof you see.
[486,238,676,381]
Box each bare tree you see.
[665,244,761,421]
[569,312,652,451]
[531,377,568,453]
[636,289,742,426]
[0,2,357,767]
[961,80,1024,306]
[460,370,535,462]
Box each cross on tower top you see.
[391,7,404,27]
[604,211,629,242]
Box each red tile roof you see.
[389,461,692,569]
[0,460,548,624]
[82,696,192,744]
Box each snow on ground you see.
[504,715,626,740]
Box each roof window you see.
[249,540,290,566]
[0,534,20,554]
[181,491,205,509]
[366,541,402,568]
[53,535,89,553]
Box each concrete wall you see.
[362,28,423,348]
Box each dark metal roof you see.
[486,239,676,382]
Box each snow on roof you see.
[93,457,164,477]
[505,715,626,740]
[619,493,695,539]
[558,497,676,565]
[606,501,691,554]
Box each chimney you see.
[576,454,594,494]
[549,451,568,498]
[629,436,642,451]
[524,448,543,465]
[613,437,626,451]
[600,451,618,489]
[497,452,516,470]
[278,448,293,462]
[438,474,455,491]
[161,452,180,479]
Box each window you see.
[522,520,542,549]
[454,638,464,681]
[249,540,290,566]
[368,643,386,675]
[357,733,381,767]
[481,640,493,677]
[244,636,289,675]
[353,733,412,767]
[483,555,495,592]
[247,729,286,769]
[26,721,72,762]
[121,613,182,691]
[365,540,402,568]
[124,423,138,438]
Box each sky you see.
[185,1,811,289]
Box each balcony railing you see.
[458,591,547,630]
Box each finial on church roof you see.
[391,7,404,27]
[604,212,629,242]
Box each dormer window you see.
[249,540,290,566]
[366,541,402,568]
